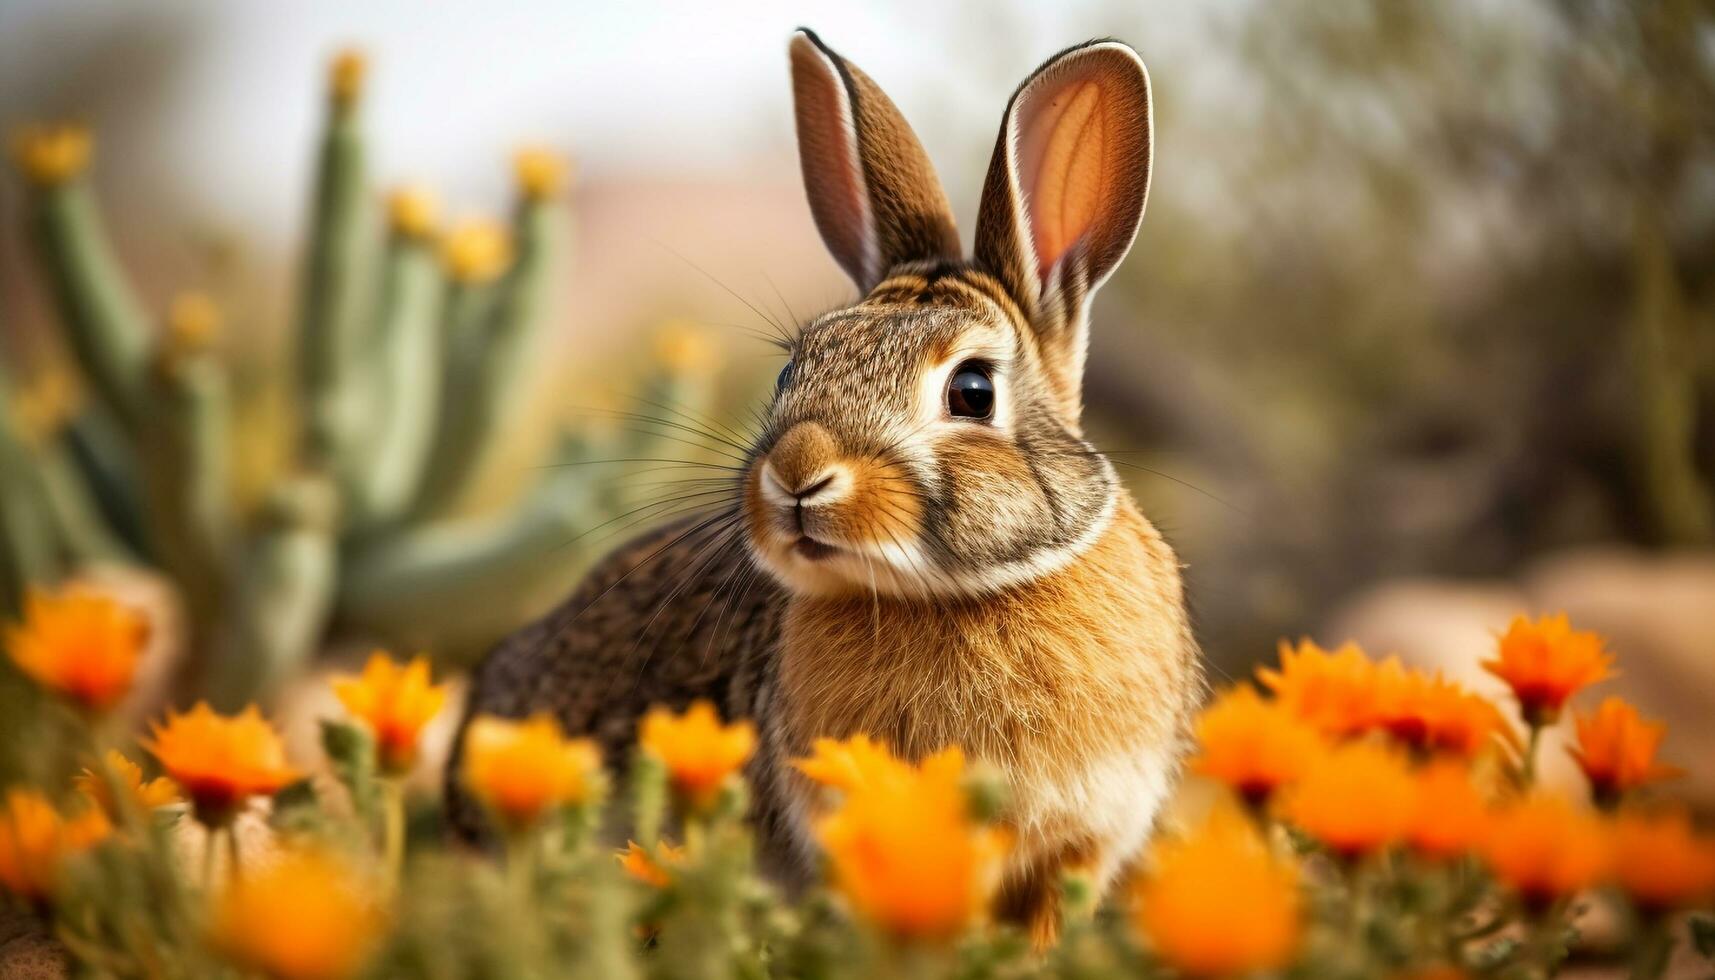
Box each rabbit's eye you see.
[946,362,995,421]
[776,361,794,393]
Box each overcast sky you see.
[0,0,1231,239]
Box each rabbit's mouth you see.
[791,535,841,561]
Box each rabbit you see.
[448,27,1202,943]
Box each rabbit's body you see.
[451,29,1201,940]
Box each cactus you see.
[1,50,712,707]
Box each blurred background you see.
[1,1,1711,800]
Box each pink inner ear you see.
[1017,79,1109,281]
[791,38,876,285]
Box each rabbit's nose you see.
[761,422,850,506]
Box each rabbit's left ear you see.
[973,40,1153,416]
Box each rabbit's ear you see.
[789,29,960,293]
[973,40,1153,415]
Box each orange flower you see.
[1186,686,1323,806]
[1479,793,1608,908]
[1568,697,1681,806]
[76,749,180,820]
[1280,741,1415,859]
[0,788,109,905]
[461,714,603,833]
[209,846,383,980]
[814,744,1007,942]
[1405,760,1491,860]
[5,586,148,712]
[618,839,686,888]
[1483,614,1612,725]
[793,733,913,794]
[1257,639,1378,737]
[332,652,449,775]
[1134,805,1301,977]
[144,702,300,825]
[639,700,755,810]
[1371,660,1513,759]
[1607,807,1715,912]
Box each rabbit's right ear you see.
[789,29,960,293]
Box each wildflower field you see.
[2,585,1713,980]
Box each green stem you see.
[1628,916,1674,980]
[202,826,219,894]
[1522,723,1543,788]
[225,824,243,884]
[382,777,406,886]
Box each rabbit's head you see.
[744,29,1154,599]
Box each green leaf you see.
[1690,913,1715,960]
[320,718,379,824]
[1468,936,1521,971]
[269,778,323,836]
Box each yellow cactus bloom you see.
[1133,805,1301,977]
[0,789,110,905]
[793,733,914,794]
[440,219,512,285]
[639,700,755,810]
[1187,685,1323,806]
[461,714,603,833]
[814,744,1007,942]
[1479,793,1609,908]
[209,846,383,980]
[1257,639,1378,738]
[332,652,449,775]
[618,839,686,888]
[652,321,723,379]
[1608,807,1715,912]
[386,184,439,239]
[76,749,180,821]
[10,123,91,186]
[167,291,221,355]
[1404,760,1490,861]
[1569,697,1682,805]
[1280,740,1415,859]
[5,586,149,712]
[513,147,570,200]
[328,49,367,108]
[8,367,81,447]
[1483,613,1612,726]
[144,702,301,826]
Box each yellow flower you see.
[1371,659,1513,760]
[144,702,301,826]
[1568,697,1681,806]
[461,714,603,833]
[328,49,367,108]
[1186,685,1323,806]
[209,846,383,980]
[793,733,913,794]
[1479,793,1608,908]
[1483,614,1612,726]
[10,123,91,186]
[167,291,221,356]
[639,700,755,810]
[1280,740,1415,859]
[0,789,110,905]
[618,839,685,888]
[1608,807,1715,913]
[440,219,512,285]
[332,652,449,775]
[513,147,570,200]
[1133,805,1301,977]
[1257,639,1378,738]
[76,749,180,820]
[8,367,81,448]
[5,586,149,712]
[814,744,1007,942]
[386,184,439,239]
[1405,760,1490,861]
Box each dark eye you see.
[776,361,794,392]
[946,362,995,420]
